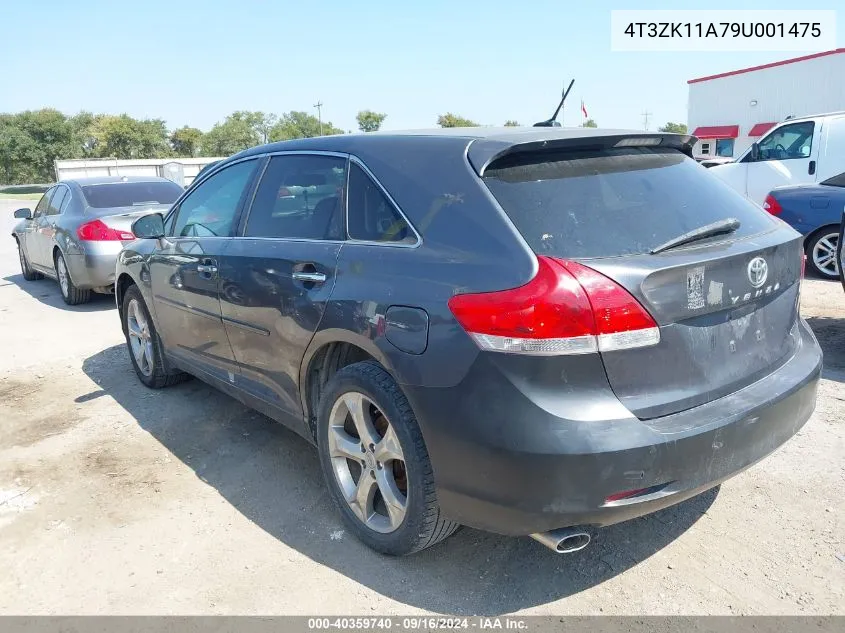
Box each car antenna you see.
[533,79,575,128]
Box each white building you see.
[687,48,845,160]
[54,156,223,188]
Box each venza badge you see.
[747,257,768,288]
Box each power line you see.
[641,110,653,131]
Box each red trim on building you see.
[692,125,739,139]
[749,122,778,137]
[688,48,845,84]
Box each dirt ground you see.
[0,198,842,615]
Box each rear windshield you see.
[82,181,183,209]
[482,148,775,258]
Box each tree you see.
[90,114,170,159]
[227,111,276,144]
[69,111,97,156]
[0,116,41,184]
[658,122,688,134]
[437,113,479,128]
[201,114,261,156]
[504,120,520,127]
[581,119,598,128]
[170,126,204,157]
[356,110,387,133]
[14,109,78,181]
[269,111,343,141]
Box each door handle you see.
[197,258,218,276]
[292,271,326,284]
[809,160,816,175]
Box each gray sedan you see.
[11,176,183,304]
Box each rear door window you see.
[47,186,68,215]
[482,147,775,259]
[244,154,346,240]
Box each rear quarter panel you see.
[302,137,539,396]
[773,185,845,235]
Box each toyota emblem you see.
[747,256,768,288]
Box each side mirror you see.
[132,213,165,239]
[750,143,760,162]
[13,208,32,219]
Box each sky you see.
[0,0,841,133]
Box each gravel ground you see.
[0,198,842,615]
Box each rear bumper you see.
[65,242,122,289]
[404,319,822,536]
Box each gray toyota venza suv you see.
[116,128,822,556]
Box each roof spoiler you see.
[468,133,697,175]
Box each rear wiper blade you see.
[650,218,741,254]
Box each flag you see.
[581,100,588,119]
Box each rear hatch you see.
[480,143,803,420]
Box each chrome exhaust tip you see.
[530,528,591,553]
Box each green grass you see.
[0,192,43,200]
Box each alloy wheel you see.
[812,233,839,277]
[57,256,69,296]
[126,298,155,377]
[327,391,408,533]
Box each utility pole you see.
[641,110,652,131]
[314,101,323,136]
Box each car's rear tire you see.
[316,360,459,556]
[805,229,840,279]
[54,251,91,305]
[17,242,43,281]
[121,284,190,389]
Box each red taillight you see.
[76,219,135,242]
[447,256,660,355]
[763,194,782,215]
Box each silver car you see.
[11,176,183,304]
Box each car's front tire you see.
[121,284,189,389]
[805,228,840,279]
[54,251,91,305]
[17,241,43,281]
[317,360,459,556]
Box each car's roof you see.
[61,176,176,186]
[227,126,695,175]
[238,126,666,153]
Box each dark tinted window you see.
[246,154,346,240]
[172,160,258,238]
[347,162,413,243]
[82,181,183,208]
[483,148,774,259]
[47,186,68,215]
[33,188,54,218]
